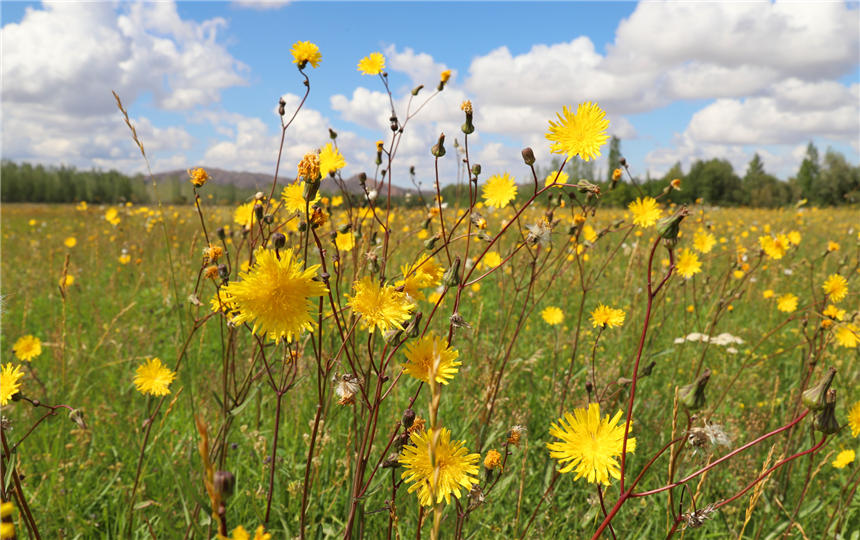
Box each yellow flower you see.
[547,403,636,485]
[188,167,210,187]
[834,323,859,348]
[64,236,77,248]
[297,152,321,181]
[13,335,41,362]
[482,251,502,268]
[348,276,414,334]
[219,524,272,540]
[440,69,451,83]
[59,274,75,288]
[822,274,848,303]
[675,249,702,279]
[290,40,322,69]
[335,231,355,252]
[234,201,256,230]
[203,244,223,262]
[827,240,840,252]
[223,248,326,342]
[331,195,343,207]
[591,305,625,328]
[545,101,609,161]
[612,168,623,181]
[357,52,385,75]
[759,234,790,260]
[582,224,598,243]
[318,143,346,177]
[105,207,121,225]
[402,334,461,384]
[281,181,321,213]
[484,449,502,470]
[670,178,682,190]
[823,304,846,321]
[460,100,472,114]
[776,293,798,313]
[541,306,564,326]
[762,289,775,299]
[482,173,517,208]
[400,428,480,506]
[787,230,801,245]
[133,358,176,396]
[119,253,131,265]
[1,363,25,405]
[832,449,855,469]
[1,500,15,539]
[544,170,569,189]
[848,400,860,437]
[693,229,716,254]
[628,197,662,228]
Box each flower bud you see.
[358,172,367,186]
[389,115,399,132]
[657,206,689,242]
[214,470,235,499]
[329,128,338,140]
[813,389,840,434]
[303,179,320,202]
[216,226,226,240]
[411,84,424,96]
[217,264,230,280]
[678,368,711,410]
[402,408,416,429]
[69,408,88,430]
[521,147,536,166]
[424,233,440,250]
[271,232,286,249]
[443,256,461,288]
[431,133,446,157]
[802,366,836,411]
[471,164,481,177]
[253,203,264,221]
[278,97,286,117]
[404,312,422,338]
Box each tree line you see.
[3,140,859,207]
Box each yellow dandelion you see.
[319,143,346,177]
[693,229,716,254]
[545,101,609,161]
[484,449,502,471]
[281,181,321,213]
[544,170,569,189]
[759,234,789,260]
[290,40,322,69]
[541,306,564,326]
[64,236,77,248]
[482,173,517,208]
[399,428,480,506]
[482,251,503,269]
[1,363,25,405]
[348,276,414,334]
[832,449,855,469]
[234,201,256,230]
[822,274,848,303]
[776,293,798,313]
[13,335,42,362]
[357,52,385,75]
[675,249,702,279]
[133,358,176,397]
[787,230,801,245]
[591,304,625,328]
[628,197,662,228]
[762,289,775,299]
[335,231,355,252]
[827,241,840,252]
[223,248,326,342]
[59,274,75,288]
[402,334,461,384]
[823,304,846,321]
[547,403,636,485]
[188,167,210,187]
[848,400,860,437]
[834,323,859,348]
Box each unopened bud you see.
[358,173,367,186]
[216,227,226,240]
[402,408,416,428]
[431,133,446,157]
[678,368,711,410]
[411,84,424,96]
[329,128,338,140]
[278,97,286,116]
[424,233,440,250]
[218,264,230,280]
[521,147,535,166]
[303,179,320,202]
[802,367,836,411]
[253,203,264,221]
[271,232,286,249]
[471,164,481,177]
[442,256,461,288]
[389,115,399,132]
[814,389,840,434]
[657,206,689,242]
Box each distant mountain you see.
[151,168,416,197]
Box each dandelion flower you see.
[290,40,322,69]
[281,181,321,213]
[834,323,859,348]
[823,304,845,321]
[582,224,598,243]
[234,202,256,230]
[787,230,801,245]
[59,274,75,288]
[64,236,77,248]
[1,363,24,405]
[402,334,461,384]
[759,235,789,259]
[628,197,662,228]
[482,251,502,268]
[591,304,625,329]
[822,274,848,303]
[762,289,774,299]
[219,524,272,540]
[693,229,716,254]
[357,52,385,75]
[133,358,175,396]
[827,241,840,252]
[848,400,860,437]
[319,143,346,177]
[223,248,326,342]
[541,306,564,325]
[544,170,569,189]
[484,449,502,470]
[188,167,210,187]
[482,173,517,208]
[547,403,636,485]
[348,276,414,334]
[400,428,480,506]
[676,249,702,279]
[13,335,42,362]
[832,449,855,469]
[335,231,355,252]
[545,101,609,161]
[776,293,798,313]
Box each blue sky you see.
[2,1,858,187]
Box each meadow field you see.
[1,46,859,540]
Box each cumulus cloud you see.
[232,0,290,10]
[385,45,453,87]
[1,1,245,171]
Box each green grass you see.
[1,201,858,539]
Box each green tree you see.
[606,135,622,182]
[795,142,820,202]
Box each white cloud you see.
[1,1,245,171]
[232,0,290,9]
[384,45,453,87]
